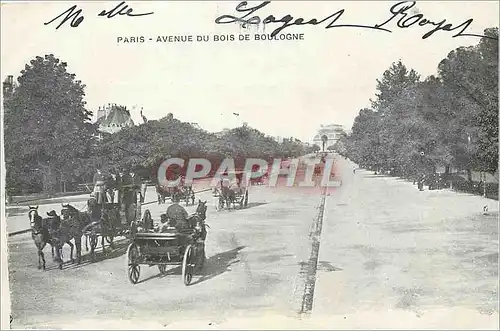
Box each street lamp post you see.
[418,150,425,191]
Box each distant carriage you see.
[216,170,249,210]
[156,176,195,206]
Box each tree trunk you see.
[482,172,486,198]
[466,169,473,183]
[40,164,58,194]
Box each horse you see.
[188,200,208,239]
[81,198,113,258]
[56,204,88,267]
[155,184,168,204]
[28,206,53,270]
[189,200,208,262]
[180,185,196,206]
[44,209,79,270]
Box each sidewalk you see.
[312,157,498,328]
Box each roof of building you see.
[98,106,134,127]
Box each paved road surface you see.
[6,156,498,329]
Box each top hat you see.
[47,210,58,217]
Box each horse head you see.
[61,203,80,221]
[28,206,41,229]
[195,200,207,220]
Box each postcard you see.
[1,1,498,329]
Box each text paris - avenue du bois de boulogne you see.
[117,33,305,44]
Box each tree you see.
[371,60,420,112]
[438,28,498,175]
[4,55,95,193]
[310,144,321,153]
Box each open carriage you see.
[156,176,195,206]
[126,202,207,285]
[216,170,249,210]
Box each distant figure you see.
[140,108,148,124]
[353,168,356,174]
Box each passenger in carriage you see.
[165,193,189,231]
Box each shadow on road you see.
[134,245,247,285]
[218,202,268,212]
[244,202,268,209]
[190,245,246,285]
[138,265,182,284]
[45,238,129,271]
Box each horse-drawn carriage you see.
[126,201,207,285]
[156,176,195,206]
[215,170,249,210]
[83,182,143,257]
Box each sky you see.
[1,1,498,142]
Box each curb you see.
[8,229,31,237]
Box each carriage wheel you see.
[182,245,194,286]
[158,264,167,274]
[105,235,114,245]
[126,243,140,284]
[244,191,249,207]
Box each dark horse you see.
[82,198,113,257]
[188,200,208,261]
[188,200,208,240]
[28,206,54,270]
[54,204,88,268]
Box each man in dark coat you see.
[165,193,189,230]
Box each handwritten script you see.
[215,1,497,40]
[44,0,497,41]
[44,1,154,29]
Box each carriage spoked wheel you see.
[182,244,195,286]
[126,243,140,284]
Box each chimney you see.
[7,75,13,85]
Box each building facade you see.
[96,103,135,135]
[312,124,346,150]
[3,75,15,97]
